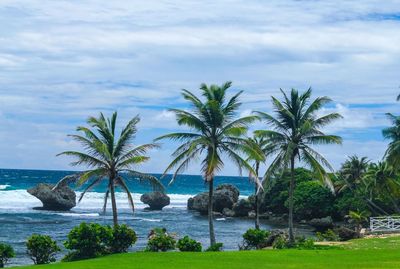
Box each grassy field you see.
[18,236,400,269]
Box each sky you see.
[0,0,399,175]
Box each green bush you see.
[295,237,316,249]
[334,190,369,218]
[146,228,176,252]
[289,181,335,220]
[109,225,137,254]
[272,235,288,249]
[0,243,15,268]
[26,234,60,265]
[316,229,340,242]
[241,229,270,250]
[205,243,223,252]
[64,223,112,261]
[176,236,202,252]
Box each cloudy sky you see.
[0,0,399,175]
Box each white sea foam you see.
[0,190,192,213]
[0,184,10,190]
[56,213,100,217]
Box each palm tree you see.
[58,112,164,226]
[156,82,260,246]
[364,162,400,214]
[244,134,270,229]
[336,156,387,215]
[383,113,400,169]
[254,88,342,244]
[348,210,369,237]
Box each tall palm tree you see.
[254,88,342,244]
[364,162,400,214]
[156,82,260,246]
[244,134,270,229]
[383,113,400,170]
[58,112,164,226]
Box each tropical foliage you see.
[255,88,342,243]
[58,112,164,226]
[156,82,260,245]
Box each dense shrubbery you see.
[26,234,60,264]
[146,228,176,252]
[272,235,316,250]
[109,225,137,254]
[176,236,202,252]
[290,181,335,220]
[64,223,138,261]
[205,243,224,252]
[241,229,270,250]
[0,243,15,268]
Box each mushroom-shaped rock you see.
[140,192,170,210]
[27,183,76,211]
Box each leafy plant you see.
[64,223,112,261]
[26,234,60,265]
[316,229,340,242]
[146,228,176,252]
[0,243,15,268]
[176,236,202,252]
[205,243,224,252]
[241,228,270,250]
[109,225,137,254]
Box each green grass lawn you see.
[18,236,400,269]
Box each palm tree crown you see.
[254,88,342,243]
[156,81,260,245]
[383,113,400,169]
[58,112,164,226]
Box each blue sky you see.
[0,0,399,175]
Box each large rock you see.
[187,184,240,215]
[140,192,170,210]
[309,216,334,230]
[233,199,254,217]
[27,183,76,211]
[334,226,359,241]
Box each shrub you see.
[241,229,270,250]
[146,228,176,252]
[295,237,316,249]
[272,235,288,249]
[109,225,137,254]
[0,243,15,268]
[316,229,340,242]
[205,243,223,252]
[289,181,335,220]
[26,234,60,265]
[176,236,202,252]
[63,223,112,261]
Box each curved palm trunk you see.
[385,185,400,213]
[109,177,118,227]
[288,155,295,245]
[208,179,216,246]
[254,161,260,230]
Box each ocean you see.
[0,168,308,266]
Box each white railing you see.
[370,216,400,232]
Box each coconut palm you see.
[348,210,369,237]
[58,112,164,226]
[383,113,400,170]
[364,162,400,214]
[254,88,342,244]
[156,82,260,246]
[244,134,271,229]
[336,156,387,215]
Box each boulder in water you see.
[27,183,76,211]
[233,198,254,217]
[309,216,334,230]
[187,184,240,215]
[140,192,170,210]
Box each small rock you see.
[248,210,256,218]
[309,216,334,230]
[222,208,235,217]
